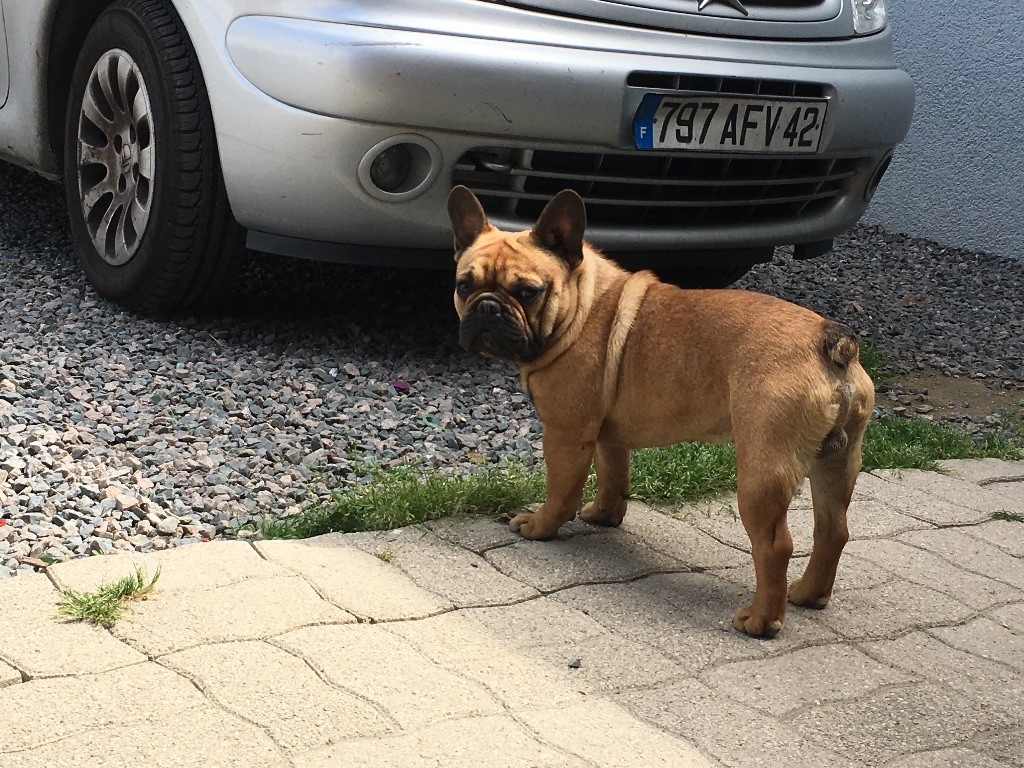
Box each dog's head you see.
[448,186,587,363]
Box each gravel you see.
[2,161,1023,576]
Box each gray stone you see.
[484,527,684,593]
[788,682,1016,765]
[700,644,913,717]
[616,678,852,768]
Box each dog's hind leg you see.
[732,448,802,638]
[579,441,630,527]
[789,407,869,609]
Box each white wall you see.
[866,1,1024,259]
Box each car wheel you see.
[63,0,242,313]
[654,263,754,289]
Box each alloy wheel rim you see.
[77,49,156,267]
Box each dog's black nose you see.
[474,298,502,317]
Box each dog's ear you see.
[531,189,586,270]
[448,186,491,257]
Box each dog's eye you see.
[455,279,472,299]
[516,286,542,303]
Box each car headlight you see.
[853,0,888,34]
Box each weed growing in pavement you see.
[992,510,1024,523]
[56,566,160,628]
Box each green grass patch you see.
[258,464,545,540]
[631,442,737,503]
[57,566,160,628]
[261,416,1021,540]
[862,416,1022,472]
[858,341,890,382]
[992,510,1024,523]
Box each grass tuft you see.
[630,442,737,503]
[992,509,1024,523]
[56,566,160,628]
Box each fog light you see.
[358,135,441,201]
[369,145,412,193]
[853,0,888,34]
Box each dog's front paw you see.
[732,605,783,638]
[509,512,560,540]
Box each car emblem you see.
[697,0,750,16]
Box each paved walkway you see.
[2,459,1023,767]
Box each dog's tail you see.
[823,320,859,369]
[818,321,860,458]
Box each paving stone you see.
[618,502,751,569]
[274,624,502,729]
[988,601,1024,633]
[553,572,836,675]
[787,681,1015,765]
[884,747,1013,768]
[843,538,1019,609]
[344,527,538,607]
[163,641,395,753]
[50,540,286,594]
[111,575,353,656]
[388,609,588,710]
[2,662,207,752]
[936,458,1024,485]
[4,704,287,768]
[0,659,22,688]
[254,537,452,621]
[425,515,521,553]
[987,480,1024,508]
[961,519,1024,558]
[974,728,1024,768]
[715,550,893,597]
[899,528,1024,588]
[0,573,145,678]
[807,580,973,640]
[484,527,683,593]
[292,714,586,768]
[872,468,1023,518]
[853,471,989,525]
[929,617,1024,672]
[519,699,716,767]
[617,678,852,768]
[700,644,913,717]
[688,494,928,557]
[470,597,691,694]
[862,631,1024,720]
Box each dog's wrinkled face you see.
[448,186,586,363]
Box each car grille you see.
[453,149,868,228]
[626,72,827,99]
[509,0,842,26]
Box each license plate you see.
[634,93,828,154]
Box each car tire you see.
[654,263,754,289]
[63,0,242,314]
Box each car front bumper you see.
[198,0,914,261]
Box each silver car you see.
[0,0,913,311]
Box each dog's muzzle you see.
[459,296,535,360]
